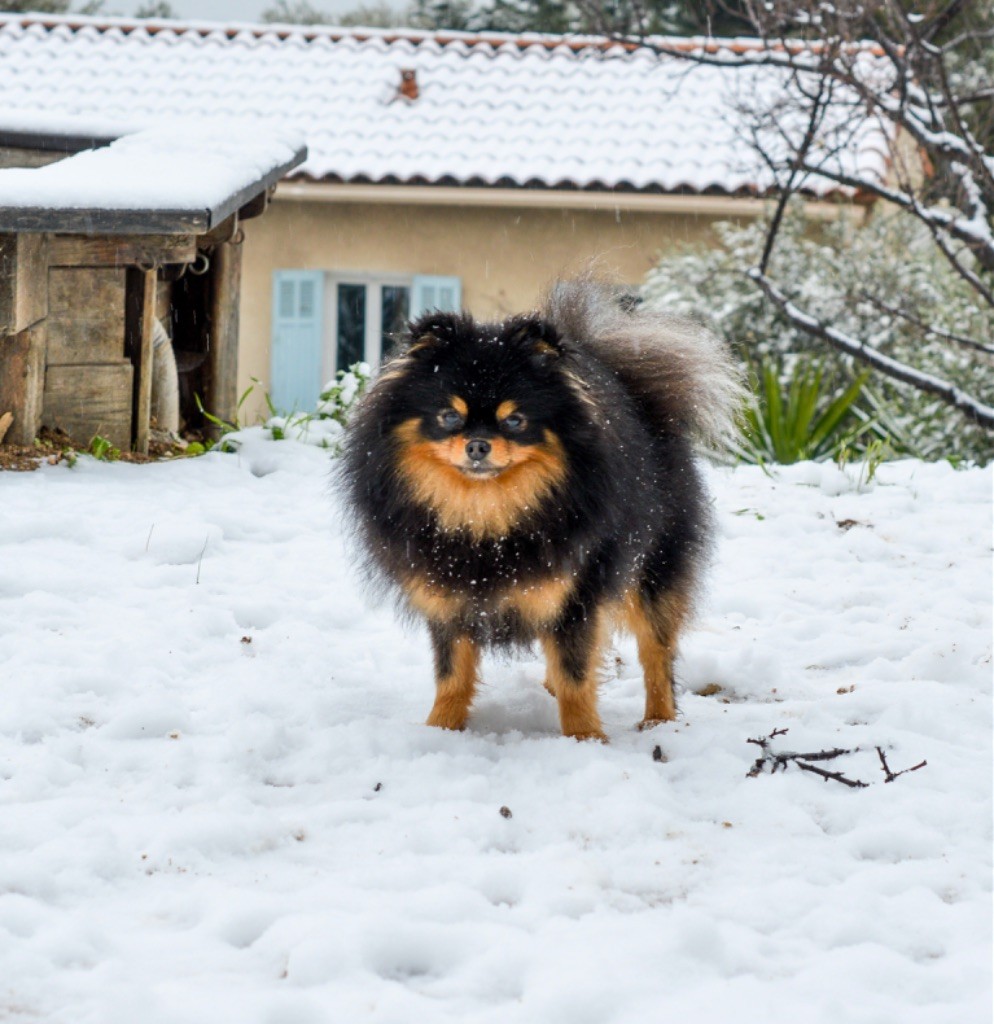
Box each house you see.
[0,14,882,426]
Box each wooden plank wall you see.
[46,267,126,363]
[41,363,133,447]
[2,221,250,453]
[42,264,133,449]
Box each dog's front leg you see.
[425,623,480,731]
[542,609,607,742]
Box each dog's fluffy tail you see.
[543,278,744,450]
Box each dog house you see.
[0,124,305,451]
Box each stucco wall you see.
[237,196,730,423]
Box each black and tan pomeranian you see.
[341,279,740,741]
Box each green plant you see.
[837,437,891,488]
[262,363,372,453]
[735,358,877,465]
[87,435,121,461]
[193,381,260,453]
[194,381,256,436]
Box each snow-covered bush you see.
[643,210,994,464]
[263,362,372,454]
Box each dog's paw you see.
[636,717,670,731]
[566,729,609,743]
[426,710,468,731]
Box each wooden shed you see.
[0,124,305,452]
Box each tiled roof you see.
[0,14,886,197]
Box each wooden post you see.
[1,233,48,445]
[206,232,243,433]
[0,321,46,445]
[0,233,47,334]
[125,266,156,454]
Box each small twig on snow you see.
[876,746,928,783]
[795,760,869,788]
[747,728,926,788]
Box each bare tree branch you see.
[584,0,994,432]
[760,72,833,272]
[748,270,994,428]
[790,159,994,291]
[859,291,994,356]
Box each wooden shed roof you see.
[0,123,306,234]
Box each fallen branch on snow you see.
[876,746,929,784]
[746,728,927,788]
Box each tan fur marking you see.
[450,396,468,417]
[426,636,480,731]
[394,419,568,538]
[541,614,608,741]
[504,574,573,628]
[496,400,518,421]
[620,588,691,728]
[403,576,464,620]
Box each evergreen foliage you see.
[338,1,400,27]
[408,0,477,31]
[282,0,752,34]
[482,1,750,36]
[643,210,994,464]
[0,0,102,12]
[261,0,333,25]
[135,1,177,16]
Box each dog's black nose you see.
[466,439,492,462]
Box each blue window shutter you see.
[411,275,462,317]
[270,270,324,414]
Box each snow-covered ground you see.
[1,442,990,1024]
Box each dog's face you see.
[384,313,574,535]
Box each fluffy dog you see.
[341,279,740,740]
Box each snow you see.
[0,445,990,1023]
[0,123,304,212]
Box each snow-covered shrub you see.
[263,362,372,453]
[643,209,994,464]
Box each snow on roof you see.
[0,14,887,198]
[0,123,306,233]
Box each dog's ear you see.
[505,316,562,366]
[404,312,461,359]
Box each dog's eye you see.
[501,413,526,433]
[438,409,465,430]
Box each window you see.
[271,272,461,414]
[323,274,461,380]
